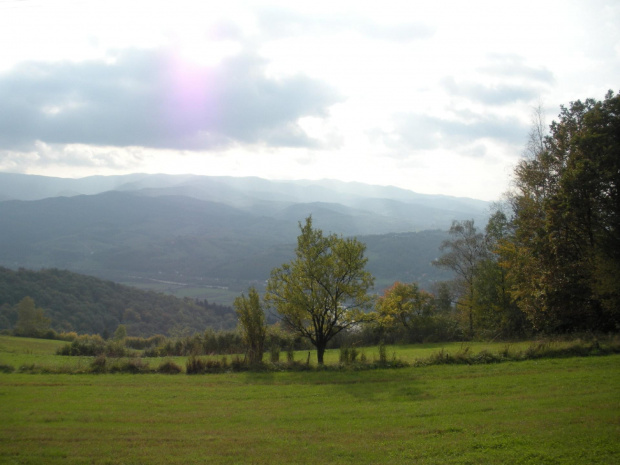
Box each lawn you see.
[0,347,618,464]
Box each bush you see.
[339,346,360,364]
[125,335,166,350]
[57,334,130,357]
[157,360,183,374]
[90,354,107,373]
[109,358,151,374]
[58,335,107,356]
[0,362,15,373]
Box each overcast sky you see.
[0,0,618,200]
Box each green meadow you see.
[0,336,619,464]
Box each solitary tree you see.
[234,287,266,365]
[265,217,374,364]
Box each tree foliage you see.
[433,220,487,337]
[0,267,235,336]
[265,217,374,364]
[374,282,434,330]
[14,296,51,337]
[503,90,620,332]
[234,287,267,365]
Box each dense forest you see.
[0,267,235,336]
[431,91,620,338]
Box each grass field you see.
[1,335,612,372]
[0,336,619,464]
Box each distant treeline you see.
[0,267,236,336]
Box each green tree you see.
[265,217,375,364]
[234,287,267,365]
[472,209,530,338]
[433,220,487,338]
[113,324,127,341]
[430,281,454,314]
[505,91,620,332]
[14,296,50,337]
[374,281,434,331]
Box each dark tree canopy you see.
[504,90,620,332]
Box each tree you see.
[505,91,620,332]
[374,282,434,330]
[430,281,454,314]
[234,287,266,365]
[473,208,530,338]
[113,324,127,341]
[433,220,487,337]
[14,296,50,337]
[265,217,375,364]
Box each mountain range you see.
[0,172,490,304]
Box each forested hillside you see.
[0,267,235,336]
[0,186,455,302]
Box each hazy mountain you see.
[0,172,489,231]
[0,173,482,303]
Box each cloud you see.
[377,111,529,153]
[0,48,342,151]
[0,141,148,172]
[257,7,434,42]
[441,77,541,106]
[479,54,555,84]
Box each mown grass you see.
[0,355,618,464]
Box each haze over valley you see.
[0,172,487,305]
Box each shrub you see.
[125,335,166,350]
[58,335,107,356]
[186,355,207,374]
[157,360,183,374]
[109,358,151,374]
[230,355,247,371]
[90,354,107,373]
[378,343,387,364]
[0,362,15,373]
[57,334,130,357]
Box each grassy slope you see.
[0,337,618,464]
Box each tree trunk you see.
[316,344,326,365]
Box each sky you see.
[0,0,618,201]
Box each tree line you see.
[234,90,619,365]
[4,91,617,369]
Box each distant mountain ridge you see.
[0,172,489,232]
[0,173,480,303]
